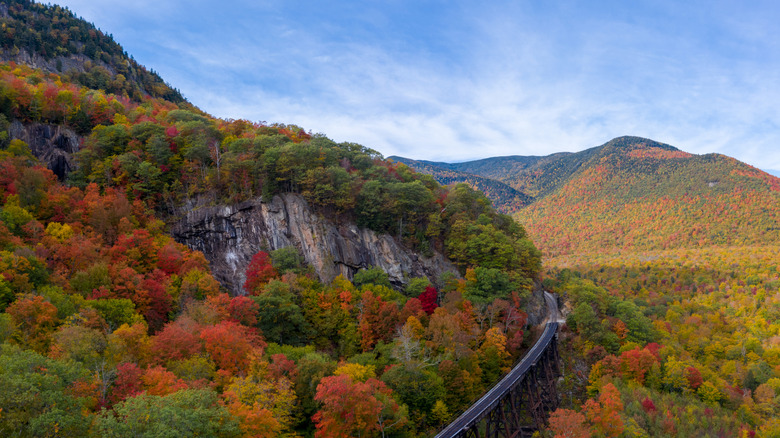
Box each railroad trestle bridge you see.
[435,292,562,438]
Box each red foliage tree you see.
[109,229,158,273]
[584,382,624,437]
[199,321,264,375]
[400,297,427,323]
[641,397,657,414]
[6,295,59,352]
[418,286,438,315]
[548,408,589,438]
[204,293,232,321]
[243,251,277,294]
[156,242,184,275]
[228,296,259,326]
[619,347,658,384]
[151,317,203,364]
[142,269,172,332]
[110,362,144,405]
[269,353,297,381]
[111,265,149,314]
[358,290,400,352]
[141,365,189,396]
[313,375,404,438]
[685,366,703,390]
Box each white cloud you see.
[51,1,780,170]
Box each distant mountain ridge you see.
[396,136,780,256]
[388,156,533,213]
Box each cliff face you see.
[0,49,97,77]
[8,120,80,179]
[171,193,459,295]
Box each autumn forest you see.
[0,1,779,437]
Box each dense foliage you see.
[0,0,184,103]
[397,138,780,436]
[0,62,540,277]
[400,137,780,258]
[6,3,778,438]
[543,246,780,437]
[0,141,535,436]
[0,53,541,437]
[517,141,780,257]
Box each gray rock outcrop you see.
[171,193,459,295]
[8,121,80,179]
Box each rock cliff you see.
[171,193,459,295]
[8,120,80,179]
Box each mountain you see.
[0,3,548,436]
[4,3,780,437]
[388,155,533,213]
[398,136,780,256]
[0,0,184,104]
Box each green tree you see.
[405,277,432,298]
[464,267,518,305]
[0,344,91,437]
[381,365,445,426]
[270,246,305,275]
[294,352,337,431]
[93,389,241,437]
[353,266,392,290]
[613,301,657,344]
[252,281,312,346]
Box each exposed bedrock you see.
[171,193,459,295]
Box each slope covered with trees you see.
[517,138,780,256]
[0,0,184,103]
[0,2,546,436]
[397,121,780,438]
[399,136,780,257]
[545,245,780,437]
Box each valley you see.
[398,138,780,436]
[0,1,778,437]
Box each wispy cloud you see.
[54,0,780,170]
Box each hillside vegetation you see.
[544,245,780,437]
[0,0,184,103]
[2,1,779,437]
[398,136,780,257]
[398,138,780,437]
[518,138,780,256]
[0,2,546,435]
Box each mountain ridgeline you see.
[388,156,534,214]
[395,136,780,256]
[2,2,780,437]
[0,2,550,436]
[0,0,185,106]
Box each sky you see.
[53,0,780,175]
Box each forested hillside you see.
[399,136,780,257]
[0,2,546,436]
[517,137,780,256]
[2,1,779,437]
[398,138,780,437]
[544,246,780,436]
[0,0,184,103]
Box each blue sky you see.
[53,1,780,175]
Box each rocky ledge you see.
[171,193,458,295]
